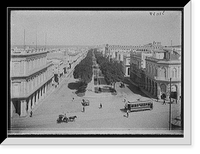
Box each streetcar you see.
[124,99,153,112]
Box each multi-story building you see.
[144,48,181,100]
[105,45,133,61]
[122,53,130,77]
[102,44,133,77]
[10,47,54,117]
[129,41,181,101]
[130,50,153,87]
[47,51,66,86]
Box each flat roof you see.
[127,100,153,104]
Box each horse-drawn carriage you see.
[81,99,90,106]
[57,114,77,123]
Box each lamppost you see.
[169,77,172,130]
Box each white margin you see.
[3,2,191,145]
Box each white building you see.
[10,47,54,117]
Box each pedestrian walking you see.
[161,93,166,105]
[82,106,85,112]
[123,98,126,103]
[163,99,166,105]
[99,103,102,109]
[72,97,74,101]
[30,111,33,117]
[126,110,129,118]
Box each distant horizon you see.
[11,42,181,49]
[11,11,181,47]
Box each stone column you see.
[41,86,44,99]
[28,98,32,112]
[157,84,161,99]
[154,82,157,96]
[43,84,45,97]
[10,101,13,118]
[20,100,27,117]
[44,83,47,96]
[35,91,38,105]
[32,96,35,109]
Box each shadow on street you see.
[68,81,85,90]
[120,108,127,113]
[123,78,149,98]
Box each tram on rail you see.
[124,99,153,112]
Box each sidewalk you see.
[25,66,75,118]
[128,79,169,103]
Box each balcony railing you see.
[154,76,181,82]
[145,56,159,62]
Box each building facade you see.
[122,54,130,77]
[144,49,181,100]
[10,47,54,117]
[129,41,181,101]
[130,50,153,87]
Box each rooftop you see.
[11,47,47,56]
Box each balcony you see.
[154,76,181,82]
[146,56,159,62]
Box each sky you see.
[11,10,181,47]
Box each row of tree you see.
[73,49,93,84]
[94,51,124,89]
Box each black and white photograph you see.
[4,3,192,145]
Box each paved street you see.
[10,69,182,135]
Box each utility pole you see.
[169,77,172,130]
[45,33,47,50]
[36,34,37,50]
[36,28,37,50]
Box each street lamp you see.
[169,77,172,130]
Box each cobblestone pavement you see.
[10,73,182,135]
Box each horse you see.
[68,116,77,122]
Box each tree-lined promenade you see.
[73,49,93,84]
[94,50,124,89]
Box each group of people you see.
[82,102,103,112]
[156,95,181,105]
